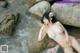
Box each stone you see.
[0,12,57,53]
[0,1,8,8]
[51,3,80,27]
[0,13,19,35]
[29,1,50,17]
[36,0,54,2]
[63,0,80,1]
[36,0,62,2]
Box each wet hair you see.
[41,11,50,23]
[41,11,57,24]
[51,15,57,23]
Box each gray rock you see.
[36,0,55,2]
[1,0,80,53]
[0,1,8,8]
[0,0,52,53]
[51,3,80,27]
[63,0,80,1]
[29,1,51,17]
[0,12,56,53]
[0,12,19,35]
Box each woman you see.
[38,11,80,53]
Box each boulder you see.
[0,12,57,53]
[0,1,8,8]
[29,1,50,17]
[36,0,62,2]
[63,0,80,1]
[0,0,57,53]
[36,0,54,2]
[51,3,80,27]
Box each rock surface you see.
[0,0,57,53]
[51,3,80,27]
[29,1,51,17]
[0,13,19,34]
[0,0,80,53]
[36,0,54,2]
[63,0,80,1]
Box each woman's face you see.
[49,12,54,18]
[43,17,49,25]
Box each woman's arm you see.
[38,25,47,41]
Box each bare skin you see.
[38,16,80,53]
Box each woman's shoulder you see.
[54,21,62,26]
[55,21,61,24]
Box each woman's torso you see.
[46,22,67,41]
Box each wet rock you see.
[0,11,57,53]
[0,13,19,35]
[13,13,57,53]
[51,3,80,27]
[0,1,8,8]
[29,1,50,17]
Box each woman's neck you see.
[45,22,53,27]
[49,21,53,25]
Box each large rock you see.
[0,0,80,53]
[0,0,57,53]
[36,0,54,2]
[63,0,80,1]
[0,0,8,8]
[36,0,62,2]
[51,3,80,27]
[0,12,57,53]
[29,1,50,17]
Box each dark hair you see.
[41,11,50,23]
[51,15,57,23]
[41,11,57,24]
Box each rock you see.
[24,0,37,8]
[1,0,80,53]
[29,1,50,17]
[36,0,54,2]
[63,0,80,1]
[0,11,57,53]
[0,0,56,52]
[0,1,8,8]
[78,39,80,44]
[35,0,62,2]
[10,12,57,53]
[51,3,80,27]
[0,12,19,35]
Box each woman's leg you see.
[63,47,73,53]
[58,40,74,53]
[70,36,80,53]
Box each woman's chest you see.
[46,25,65,40]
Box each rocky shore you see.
[0,0,80,53]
